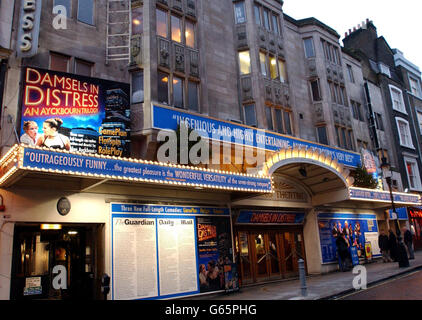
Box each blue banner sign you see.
[349,188,421,205]
[21,147,272,192]
[388,207,408,220]
[317,213,379,264]
[236,210,305,225]
[111,204,230,216]
[152,104,361,168]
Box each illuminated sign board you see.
[152,104,361,168]
[20,67,131,157]
[21,147,272,193]
[236,210,305,225]
[349,187,421,205]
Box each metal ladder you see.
[106,0,132,64]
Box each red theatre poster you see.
[20,67,131,157]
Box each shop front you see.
[0,144,272,300]
[408,207,422,250]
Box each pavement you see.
[186,250,422,300]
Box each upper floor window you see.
[185,20,195,48]
[254,4,261,26]
[278,59,287,83]
[156,9,168,38]
[75,59,93,77]
[53,0,71,17]
[404,156,422,191]
[259,52,268,77]
[321,39,340,65]
[171,15,182,43]
[238,51,251,75]
[158,71,169,105]
[132,6,143,34]
[396,117,414,148]
[266,107,292,135]
[409,77,421,97]
[351,100,364,122]
[317,126,328,145]
[77,0,94,25]
[303,38,315,58]
[389,85,406,114]
[417,111,422,134]
[188,81,199,112]
[271,14,279,35]
[310,80,322,102]
[50,52,70,72]
[262,9,270,31]
[234,2,246,24]
[374,112,384,131]
[347,64,355,83]
[244,104,257,127]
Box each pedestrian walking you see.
[336,232,351,271]
[378,230,392,263]
[388,230,398,262]
[403,227,415,260]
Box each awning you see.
[0,145,273,199]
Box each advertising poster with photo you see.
[318,213,380,264]
[20,67,130,157]
[196,217,232,293]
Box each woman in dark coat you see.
[388,230,398,262]
[336,232,351,271]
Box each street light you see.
[380,157,409,268]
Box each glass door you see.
[253,233,268,279]
[237,232,253,284]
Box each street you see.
[340,269,422,300]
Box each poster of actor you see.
[196,217,233,293]
[20,67,130,157]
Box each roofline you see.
[283,13,340,39]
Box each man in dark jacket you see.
[378,230,392,263]
[336,232,351,271]
[403,227,415,260]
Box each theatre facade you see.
[0,106,420,300]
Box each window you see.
[263,9,270,31]
[244,104,257,127]
[374,112,384,131]
[347,65,355,83]
[266,107,292,135]
[265,107,274,131]
[409,77,421,97]
[269,56,277,80]
[417,111,422,134]
[317,126,328,145]
[321,39,340,65]
[303,38,315,58]
[259,52,267,77]
[77,0,94,25]
[310,80,322,101]
[50,52,70,72]
[274,109,283,133]
[158,72,169,104]
[278,59,287,83]
[185,20,195,48]
[188,81,199,112]
[348,130,355,150]
[254,4,261,26]
[390,85,406,113]
[351,100,364,122]
[171,15,182,43]
[132,6,143,34]
[396,117,414,148]
[404,157,422,190]
[234,2,246,24]
[173,76,184,108]
[156,9,168,38]
[131,70,144,104]
[378,63,391,77]
[271,14,279,35]
[75,59,93,77]
[238,51,251,75]
[53,0,71,17]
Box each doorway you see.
[235,228,306,285]
[10,223,104,300]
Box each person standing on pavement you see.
[403,227,415,260]
[388,229,398,262]
[378,230,392,263]
[336,232,351,271]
